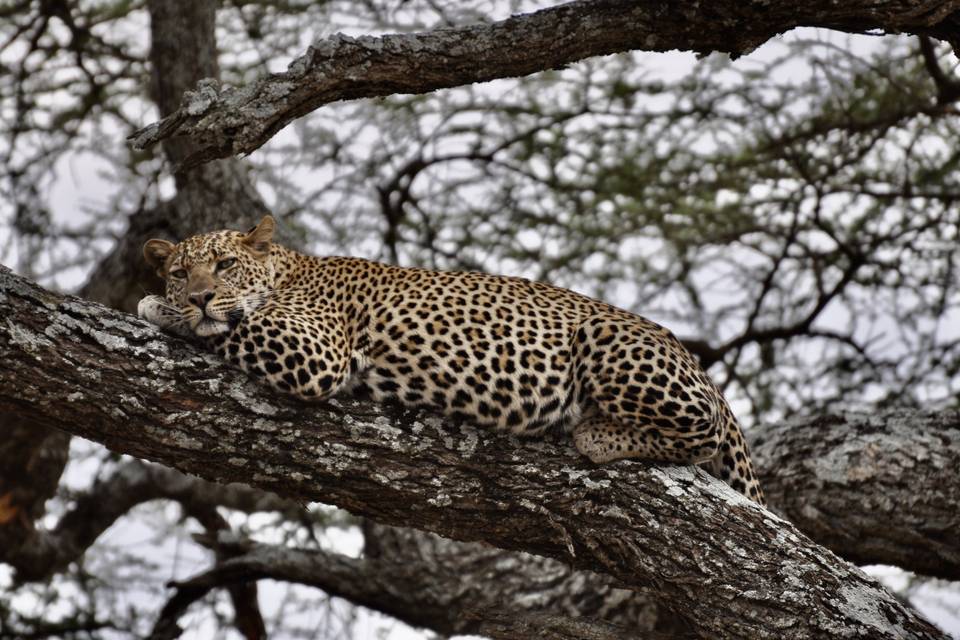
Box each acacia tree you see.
[1,1,960,638]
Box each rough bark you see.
[127,0,960,169]
[752,411,960,582]
[359,522,685,638]
[0,266,946,640]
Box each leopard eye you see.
[170,268,188,279]
[216,257,237,271]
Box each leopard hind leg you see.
[572,415,720,465]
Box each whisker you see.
[167,317,192,329]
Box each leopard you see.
[138,216,765,504]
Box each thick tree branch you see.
[359,522,683,638]
[55,410,957,640]
[0,266,946,639]
[147,415,960,640]
[127,0,960,169]
[753,411,960,582]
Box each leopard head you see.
[143,216,276,337]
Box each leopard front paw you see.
[137,295,168,323]
[137,295,194,338]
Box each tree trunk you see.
[0,265,946,640]
[86,0,271,316]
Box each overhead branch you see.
[128,0,960,170]
[0,266,946,639]
[919,34,960,104]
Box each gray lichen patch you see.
[706,476,762,510]
[647,466,697,499]
[49,308,134,353]
[248,418,281,433]
[326,442,371,460]
[5,320,54,355]
[563,468,611,490]
[370,414,404,438]
[768,522,806,549]
[118,394,147,412]
[161,411,196,425]
[256,81,295,105]
[598,505,633,524]
[183,78,222,116]
[828,582,909,638]
[309,32,356,60]
[226,381,279,416]
[428,492,453,508]
[98,315,166,342]
[197,377,222,394]
[455,425,479,457]
[378,468,409,482]
[88,327,131,352]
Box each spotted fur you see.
[140,217,765,504]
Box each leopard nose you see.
[188,290,215,310]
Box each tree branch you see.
[753,411,960,582]
[152,511,266,640]
[0,457,301,583]
[127,0,960,169]
[144,409,960,639]
[156,533,673,640]
[919,34,960,104]
[0,265,947,639]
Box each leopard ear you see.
[143,239,175,275]
[242,215,275,258]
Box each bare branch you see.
[151,518,265,640]
[1,457,300,583]
[918,35,960,104]
[127,0,960,169]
